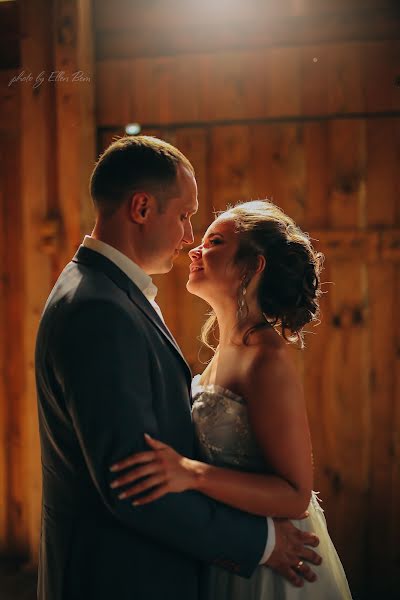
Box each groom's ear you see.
[129,192,156,224]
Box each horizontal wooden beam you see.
[95,6,400,59]
[94,1,400,32]
[95,41,400,126]
[97,111,400,134]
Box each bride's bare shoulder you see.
[245,325,287,357]
[242,327,299,386]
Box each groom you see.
[35,136,321,600]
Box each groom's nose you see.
[183,220,194,245]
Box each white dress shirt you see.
[82,235,275,564]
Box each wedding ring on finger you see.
[295,561,304,570]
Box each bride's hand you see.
[109,434,197,505]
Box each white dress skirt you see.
[191,375,353,600]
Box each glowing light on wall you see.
[125,123,141,135]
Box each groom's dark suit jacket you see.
[35,246,268,600]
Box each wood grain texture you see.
[18,0,57,562]
[209,126,252,211]
[366,118,400,227]
[390,264,400,590]
[317,261,370,592]
[0,136,6,553]
[94,0,400,31]
[60,19,400,592]
[327,119,367,228]
[96,41,400,127]
[366,264,399,594]
[0,131,23,555]
[0,71,19,131]
[0,2,392,591]
[248,123,306,225]
[0,0,97,562]
[94,1,400,60]
[95,115,400,597]
[54,0,96,271]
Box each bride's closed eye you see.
[205,237,223,246]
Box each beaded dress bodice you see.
[191,374,266,473]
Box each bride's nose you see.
[189,245,202,261]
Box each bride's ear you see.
[255,255,266,275]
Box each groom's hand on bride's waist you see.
[263,519,321,587]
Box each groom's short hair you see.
[90,136,194,216]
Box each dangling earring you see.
[237,276,249,322]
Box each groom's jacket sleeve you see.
[53,299,268,578]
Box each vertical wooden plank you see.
[301,43,364,116]
[303,262,334,497]
[202,52,267,121]
[0,138,6,553]
[390,262,400,595]
[0,72,20,554]
[19,0,55,562]
[366,118,400,228]
[303,121,330,228]
[131,56,175,125]
[328,119,367,228]
[3,131,26,557]
[203,53,246,121]
[366,264,397,597]
[174,128,210,234]
[249,123,306,225]
[173,55,205,123]
[320,260,370,597]
[54,0,96,272]
[77,0,96,235]
[0,132,23,554]
[264,47,301,117]
[18,0,95,562]
[210,125,252,211]
[301,40,400,116]
[96,60,132,126]
[301,45,330,116]
[363,41,400,113]
[247,124,273,201]
[326,43,364,114]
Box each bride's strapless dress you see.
[191,375,353,600]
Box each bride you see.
[110,200,353,599]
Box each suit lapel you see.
[72,246,192,384]
[126,283,190,369]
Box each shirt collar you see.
[82,236,158,302]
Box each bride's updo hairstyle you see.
[202,200,324,350]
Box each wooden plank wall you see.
[0,0,95,563]
[96,2,400,598]
[0,68,22,557]
[0,1,398,597]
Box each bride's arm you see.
[110,348,313,519]
[191,348,313,518]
